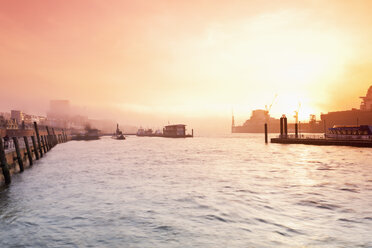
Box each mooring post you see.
[44,135,49,151]
[46,126,52,149]
[41,136,47,153]
[31,136,39,160]
[295,123,298,138]
[52,128,57,145]
[0,137,11,184]
[264,123,268,144]
[12,137,24,172]
[62,130,66,142]
[23,136,33,166]
[284,116,288,138]
[34,122,43,157]
[280,117,283,138]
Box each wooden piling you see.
[34,122,43,157]
[295,123,298,138]
[41,136,47,153]
[31,136,39,160]
[63,131,67,142]
[46,126,54,149]
[52,128,57,145]
[63,130,67,142]
[280,117,283,137]
[284,117,288,137]
[0,137,11,184]
[23,136,33,166]
[264,123,268,144]
[44,135,49,151]
[12,137,24,172]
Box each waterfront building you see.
[320,85,372,131]
[360,86,372,110]
[10,110,24,124]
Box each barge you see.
[137,124,193,138]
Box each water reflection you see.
[0,135,371,247]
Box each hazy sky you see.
[1,0,372,133]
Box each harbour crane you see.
[265,94,278,117]
[293,102,301,124]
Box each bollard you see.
[23,136,33,166]
[284,116,288,138]
[0,138,11,184]
[12,137,24,172]
[31,136,39,160]
[34,122,43,157]
[264,123,268,144]
[295,123,298,138]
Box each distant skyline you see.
[1,0,372,134]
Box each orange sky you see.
[1,0,372,133]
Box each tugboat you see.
[113,124,125,140]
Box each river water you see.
[0,135,371,247]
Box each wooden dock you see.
[1,122,70,186]
[271,137,372,148]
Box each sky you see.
[1,0,372,134]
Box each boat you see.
[71,125,100,141]
[136,124,193,138]
[112,124,125,140]
[326,125,372,140]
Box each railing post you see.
[31,136,39,160]
[0,138,11,184]
[34,122,43,157]
[24,136,33,166]
[12,137,24,172]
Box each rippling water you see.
[0,135,371,247]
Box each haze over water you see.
[1,135,371,247]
